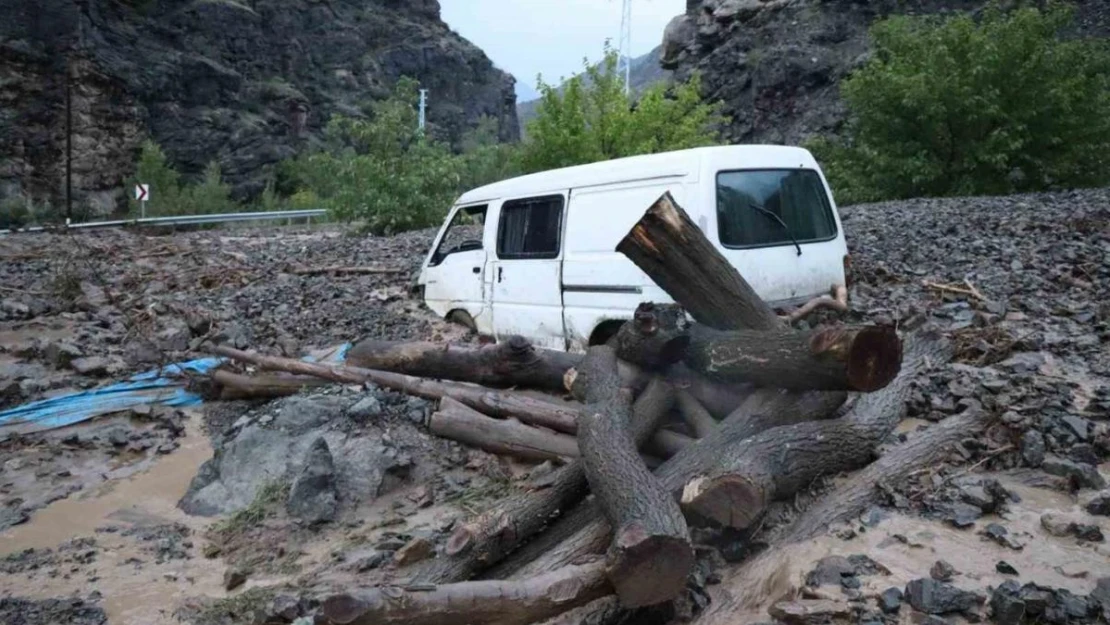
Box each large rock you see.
[904,578,983,615]
[286,437,338,524]
[0,0,519,212]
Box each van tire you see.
[446,310,477,332]
[589,320,626,347]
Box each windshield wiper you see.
[747,200,802,256]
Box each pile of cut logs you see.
[206,194,979,625]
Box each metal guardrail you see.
[0,209,328,235]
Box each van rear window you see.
[716,169,837,249]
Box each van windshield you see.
[716,169,837,249]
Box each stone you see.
[990,586,1026,625]
[70,357,110,376]
[42,341,83,368]
[768,599,850,624]
[1020,430,1046,467]
[223,566,248,591]
[1085,492,1110,516]
[904,578,982,615]
[941,502,982,528]
[805,555,855,587]
[1061,416,1090,441]
[931,560,955,582]
[347,395,383,421]
[1073,523,1104,542]
[202,544,221,559]
[880,587,902,614]
[286,437,338,525]
[996,561,1019,575]
[982,523,1024,550]
[392,537,433,567]
[1040,513,1074,537]
[1041,457,1106,490]
[269,595,301,622]
[959,485,994,511]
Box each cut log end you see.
[444,525,474,557]
[844,326,903,392]
[607,528,695,608]
[680,474,767,529]
[321,593,363,625]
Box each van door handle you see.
[497,267,503,283]
[472,267,480,274]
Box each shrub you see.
[181,160,234,215]
[814,1,1110,204]
[127,139,183,216]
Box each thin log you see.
[680,329,951,529]
[490,389,849,581]
[576,346,694,608]
[320,560,610,625]
[415,375,674,584]
[209,369,330,400]
[615,191,782,332]
[429,398,579,463]
[644,429,696,458]
[683,323,903,392]
[674,389,717,438]
[780,284,849,323]
[665,363,754,419]
[346,335,579,391]
[208,346,580,433]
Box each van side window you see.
[496,195,564,260]
[716,169,837,249]
[430,204,486,265]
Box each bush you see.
[521,44,728,173]
[181,160,234,215]
[0,196,28,230]
[813,2,1110,204]
[127,139,183,216]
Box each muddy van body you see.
[416,145,849,352]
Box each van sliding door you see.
[490,193,567,351]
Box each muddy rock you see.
[930,560,956,582]
[1041,513,1076,537]
[996,561,1019,575]
[0,595,107,625]
[904,578,983,615]
[347,395,383,421]
[286,437,338,525]
[880,587,903,614]
[41,341,83,368]
[1020,431,1047,467]
[70,357,111,377]
[982,523,1025,550]
[1041,457,1107,491]
[223,566,249,591]
[1085,492,1110,516]
[768,599,850,624]
[392,536,434,567]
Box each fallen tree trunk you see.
[429,398,580,463]
[320,560,610,625]
[664,363,754,419]
[611,303,691,370]
[346,335,579,391]
[413,378,675,585]
[675,389,718,439]
[680,329,950,529]
[208,369,330,400]
[683,323,903,392]
[615,191,782,332]
[575,346,694,607]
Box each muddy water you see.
[0,411,235,625]
[700,473,1110,624]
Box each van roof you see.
[455,144,818,205]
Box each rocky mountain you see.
[0,0,519,217]
[661,0,1110,145]
[515,45,672,136]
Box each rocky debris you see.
[1040,513,1106,542]
[347,395,383,422]
[113,523,193,563]
[990,579,1105,624]
[880,587,903,614]
[223,566,249,591]
[930,560,955,582]
[392,537,434,567]
[904,578,983,615]
[996,561,1019,576]
[286,437,339,525]
[981,523,1026,550]
[768,599,851,624]
[0,595,107,625]
[1041,458,1107,491]
[1086,492,1110,516]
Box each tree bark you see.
[413,378,675,585]
[665,363,754,420]
[674,389,717,439]
[575,346,694,608]
[346,335,579,391]
[615,191,782,332]
[611,303,691,370]
[490,389,848,581]
[644,429,696,459]
[683,323,904,392]
[208,346,581,434]
[320,560,611,625]
[429,398,580,463]
[208,369,331,400]
[679,329,951,529]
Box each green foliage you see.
[813,2,1110,204]
[181,160,235,215]
[127,139,182,216]
[457,115,524,191]
[211,481,289,537]
[521,43,728,172]
[0,196,28,230]
[290,76,463,234]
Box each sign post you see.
[134,184,149,218]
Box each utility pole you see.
[65,56,72,224]
[418,88,427,133]
[618,0,632,95]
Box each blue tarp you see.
[0,342,352,434]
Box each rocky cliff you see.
[0,0,519,216]
[661,0,1110,145]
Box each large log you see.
[320,560,610,625]
[208,369,330,400]
[346,335,580,391]
[615,191,782,332]
[488,389,849,581]
[611,303,691,370]
[680,329,950,529]
[413,378,675,585]
[429,398,580,463]
[575,346,694,608]
[683,323,904,392]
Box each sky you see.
[440,0,685,103]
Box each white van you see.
[416,145,849,352]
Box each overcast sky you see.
[440,0,685,102]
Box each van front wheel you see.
[446,310,477,333]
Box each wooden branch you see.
[429,398,579,463]
[346,335,579,391]
[291,265,405,275]
[923,279,986,301]
[665,363,755,419]
[615,191,782,332]
[675,389,717,438]
[780,284,849,323]
[575,346,694,608]
[644,429,696,458]
[611,303,691,370]
[683,323,903,392]
[413,378,675,585]
[320,560,610,625]
[209,369,331,400]
[208,346,580,434]
[680,329,951,529]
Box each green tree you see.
[292,76,462,234]
[812,2,1110,204]
[182,160,234,214]
[127,139,182,215]
[521,44,727,172]
[457,115,523,191]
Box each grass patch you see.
[211,480,289,537]
[192,587,276,625]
